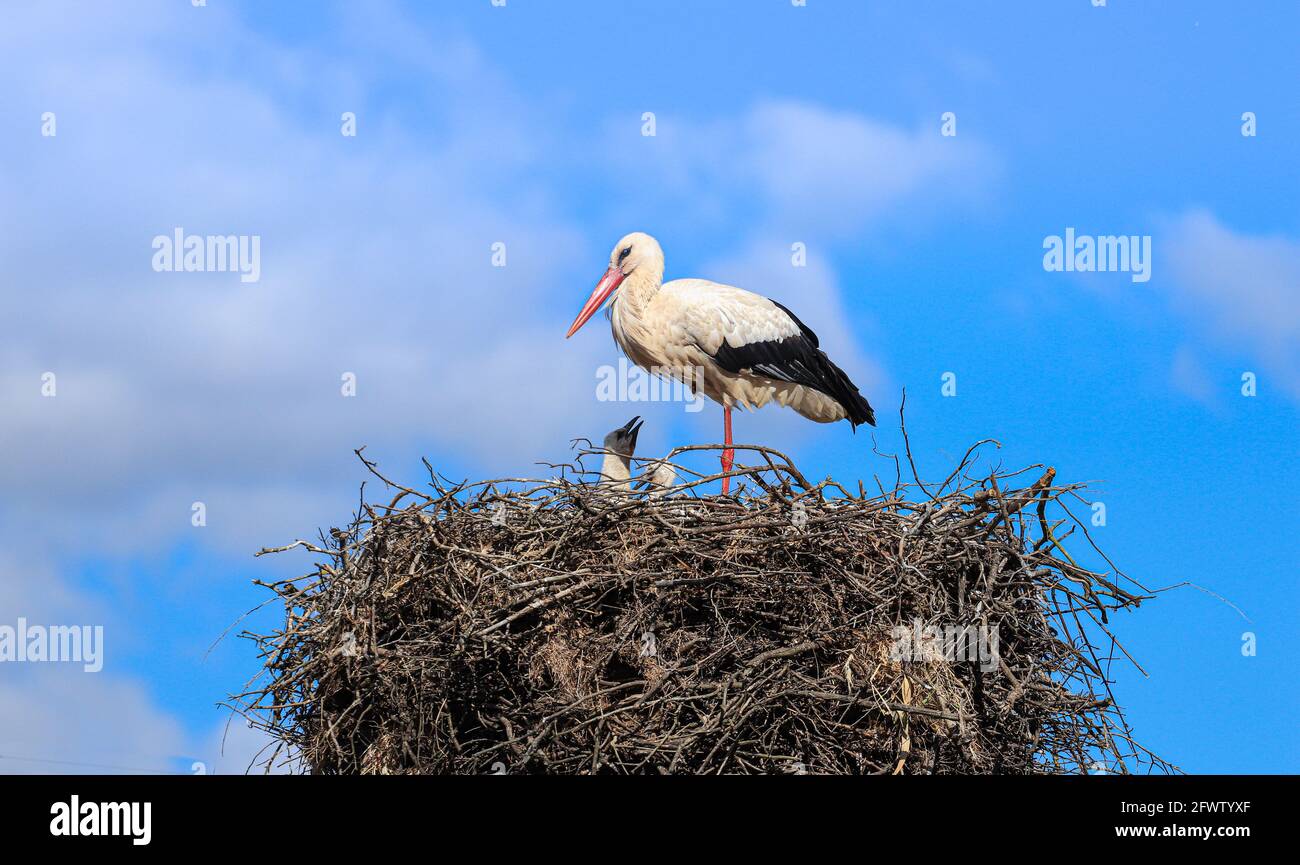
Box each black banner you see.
[1,774,1284,850]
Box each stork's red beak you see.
[565,266,625,338]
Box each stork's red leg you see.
[721,405,734,495]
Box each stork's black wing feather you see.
[710,302,876,428]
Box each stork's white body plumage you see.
[612,278,852,424]
[568,232,874,493]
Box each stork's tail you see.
[814,350,876,429]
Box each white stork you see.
[566,232,876,494]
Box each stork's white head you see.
[607,231,663,279]
[565,232,664,338]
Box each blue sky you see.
[0,0,1296,773]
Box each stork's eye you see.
[618,247,632,263]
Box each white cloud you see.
[0,669,187,775]
[1169,345,1218,408]
[0,667,297,775]
[1162,209,1300,398]
[606,99,997,240]
[740,102,994,237]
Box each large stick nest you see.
[232,436,1174,775]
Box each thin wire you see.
[0,752,177,774]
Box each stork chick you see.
[599,415,679,497]
[600,416,643,488]
[638,459,679,497]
